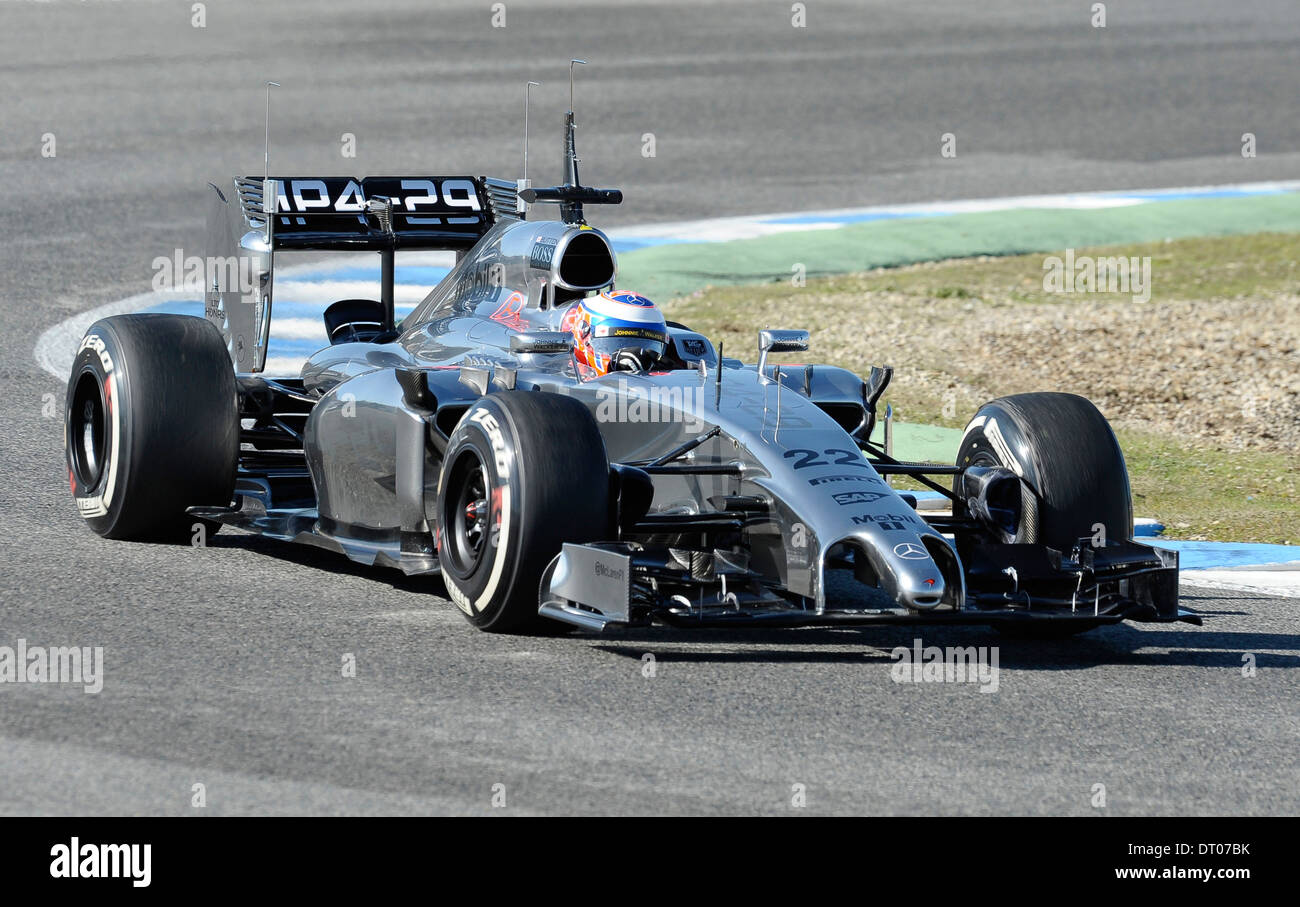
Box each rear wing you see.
[205,174,521,373]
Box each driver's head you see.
[560,290,668,376]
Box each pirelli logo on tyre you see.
[470,408,510,478]
[78,334,114,373]
[447,579,476,616]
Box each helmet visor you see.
[589,325,668,370]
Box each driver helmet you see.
[560,290,668,376]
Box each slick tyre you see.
[956,392,1132,550]
[956,392,1132,639]
[436,391,612,633]
[66,314,238,542]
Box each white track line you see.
[1181,566,1300,599]
[34,255,450,381]
[610,180,1300,243]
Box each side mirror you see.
[757,329,810,378]
[510,331,573,354]
[859,365,894,439]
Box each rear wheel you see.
[956,392,1132,638]
[65,314,238,542]
[435,391,612,633]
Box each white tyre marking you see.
[985,417,1023,477]
[102,366,122,508]
[475,484,511,612]
[447,580,475,616]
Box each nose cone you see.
[898,569,946,610]
[885,540,947,610]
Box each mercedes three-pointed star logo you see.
[893,542,927,560]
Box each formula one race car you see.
[64,74,1195,636]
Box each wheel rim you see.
[442,448,491,578]
[70,369,107,489]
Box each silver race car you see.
[64,74,1193,636]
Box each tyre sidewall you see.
[435,391,612,633]
[66,324,136,537]
[436,398,526,628]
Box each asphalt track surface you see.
[2,1,1298,815]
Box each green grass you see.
[794,233,1300,306]
[618,194,1300,300]
[878,426,1294,540]
[1120,431,1297,545]
[664,233,1300,544]
[880,430,1297,544]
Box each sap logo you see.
[832,491,887,506]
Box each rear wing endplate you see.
[204,175,520,373]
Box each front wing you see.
[538,537,1196,632]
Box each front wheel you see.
[435,391,613,633]
[955,392,1132,551]
[956,392,1133,639]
